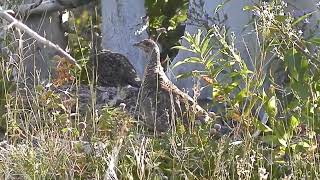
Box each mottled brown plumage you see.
[90,50,141,88]
[134,39,212,132]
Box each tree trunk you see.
[101,0,148,78]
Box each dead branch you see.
[0,10,80,68]
[15,0,92,15]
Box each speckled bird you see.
[89,49,141,88]
[134,39,213,132]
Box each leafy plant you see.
[173,0,320,178]
[146,0,188,66]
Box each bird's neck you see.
[144,47,162,76]
[147,47,161,69]
[143,46,163,85]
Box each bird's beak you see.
[133,42,140,47]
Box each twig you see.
[15,0,92,15]
[0,10,80,68]
[16,1,63,15]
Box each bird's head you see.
[133,39,158,54]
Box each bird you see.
[89,49,141,88]
[133,39,214,132]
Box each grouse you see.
[134,39,213,132]
[89,49,141,88]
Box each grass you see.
[0,80,318,179]
[0,81,319,179]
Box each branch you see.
[15,0,92,15]
[0,10,80,68]
[16,0,63,15]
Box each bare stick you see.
[16,1,65,15]
[0,10,80,68]
[15,0,93,15]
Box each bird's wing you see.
[159,71,209,116]
[158,72,195,103]
[110,52,141,88]
[93,50,141,87]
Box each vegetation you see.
[0,0,320,179]
[146,0,188,66]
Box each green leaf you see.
[200,29,214,57]
[235,89,248,103]
[183,32,193,42]
[195,29,202,47]
[172,45,196,53]
[291,81,310,99]
[176,71,194,79]
[171,57,202,69]
[289,115,300,130]
[262,135,279,145]
[205,58,215,69]
[275,15,287,23]
[308,37,320,46]
[176,70,205,79]
[61,128,71,134]
[292,12,314,26]
[204,52,220,66]
[278,138,287,147]
[212,87,221,98]
[266,96,277,117]
[243,5,256,11]
[255,120,273,133]
[297,141,311,148]
[200,37,211,57]
[285,48,308,82]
